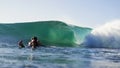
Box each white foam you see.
[84,20,120,48]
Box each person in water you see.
[18,40,25,48]
[28,36,41,49]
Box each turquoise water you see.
[0,21,120,68]
[0,21,91,46]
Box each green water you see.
[0,21,119,68]
[0,21,91,47]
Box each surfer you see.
[28,36,41,49]
[18,40,25,48]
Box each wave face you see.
[83,20,120,48]
[0,21,91,47]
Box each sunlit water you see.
[0,46,120,68]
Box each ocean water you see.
[0,21,91,46]
[0,21,120,68]
[0,46,120,68]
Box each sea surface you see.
[0,21,120,68]
[0,46,120,68]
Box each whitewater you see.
[0,20,120,68]
[83,20,120,49]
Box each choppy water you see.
[0,46,120,68]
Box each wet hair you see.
[32,36,38,41]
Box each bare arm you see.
[28,42,32,47]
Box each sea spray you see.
[83,20,120,48]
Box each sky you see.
[0,0,120,28]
